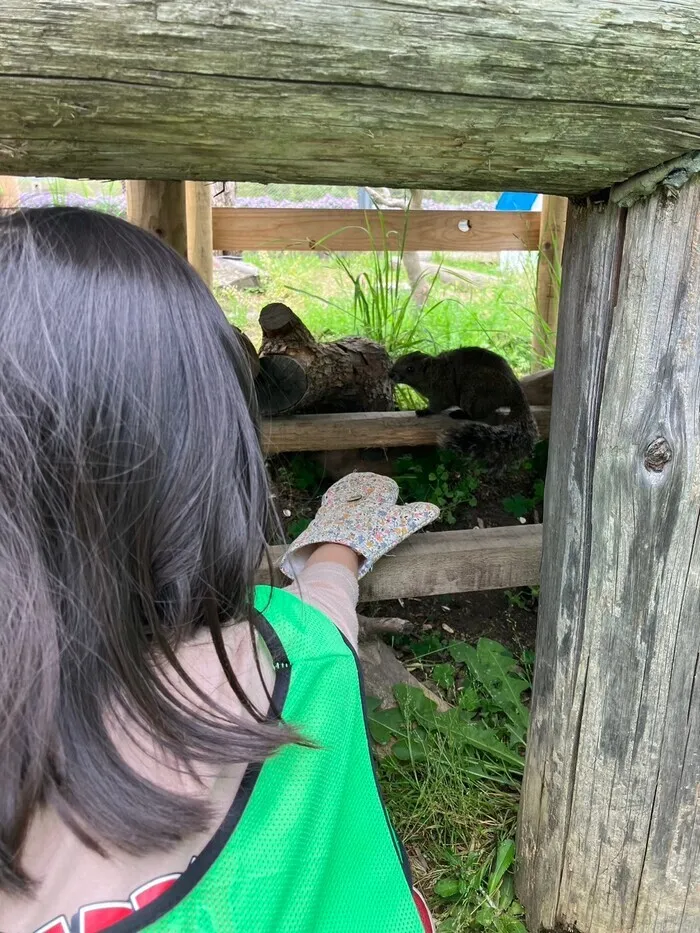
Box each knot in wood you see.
[643,437,672,473]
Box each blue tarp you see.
[496,192,538,211]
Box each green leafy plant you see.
[372,637,532,931]
[503,438,548,520]
[520,648,536,685]
[286,516,312,539]
[405,631,445,659]
[432,662,457,690]
[370,638,529,781]
[448,639,529,748]
[289,212,447,357]
[505,587,539,612]
[502,479,544,521]
[395,448,482,525]
[435,840,527,933]
[276,454,326,493]
[525,438,549,482]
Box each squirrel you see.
[389,347,538,464]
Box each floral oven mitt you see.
[280,472,440,580]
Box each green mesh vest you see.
[113,586,429,933]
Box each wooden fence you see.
[2,177,556,599]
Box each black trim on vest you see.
[94,610,291,933]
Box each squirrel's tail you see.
[440,405,538,466]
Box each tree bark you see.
[259,302,393,414]
[357,614,410,641]
[517,177,700,932]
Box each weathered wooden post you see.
[185,180,214,287]
[0,175,20,210]
[532,195,567,368]
[517,159,700,932]
[125,180,187,256]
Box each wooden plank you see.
[517,178,700,932]
[257,525,542,601]
[532,196,567,367]
[262,407,550,454]
[520,369,553,408]
[126,180,187,256]
[2,4,699,194]
[185,181,213,287]
[212,208,539,253]
[0,175,20,209]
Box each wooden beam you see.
[517,178,700,931]
[262,407,550,454]
[185,181,213,287]
[126,180,187,256]
[0,175,19,210]
[257,524,542,601]
[3,4,699,194]
[212,208,540,252]
[519,369,554,408]
[532,196,567,367]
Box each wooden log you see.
[185,180,213,287]
[520,369,554,408]
[359,638,450,715]
[517,177,700,931]
[227,322,309,416]
[259,303,393,414]
[212,208,540,253]
[3,4,700,195]
[0,175,20,209]
[257,525,542,600]
[261,407,551,454]
[532,196,567,367]
[357,614,410,641]
[126,180,187,256]
[255,356,308,417]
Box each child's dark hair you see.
[0,207,289,892]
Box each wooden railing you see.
[210,207,540,252]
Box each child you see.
[0,208,439,933]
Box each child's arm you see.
[279,475,439,650]
[283,544,361,648]
[306,542,359,575]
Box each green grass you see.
[215,249,548,376]
[289,215,449,358]
[369,638,531,932]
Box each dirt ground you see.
[362,589,538,658]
